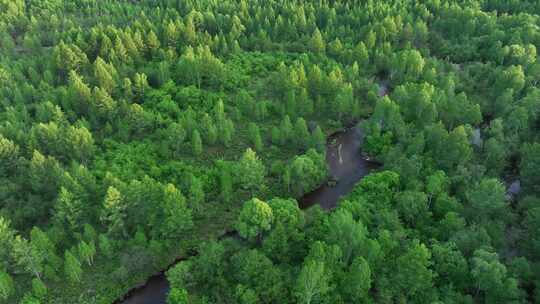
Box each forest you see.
[1,0,540,303]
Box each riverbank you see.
[118,124,379,304]
[116,79,390,304]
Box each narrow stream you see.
[119,80,388,304]
[119,126,377,304]
[299,125,379,209]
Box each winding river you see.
[119,80,387,304]
[119,125,377,304]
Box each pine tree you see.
[311,126,325,152]
[114,37,129,64]
[162,184,193,237]
[271,126,282,145]
[297,88,313,117]
[280,115,293,144]
[133,30,145,53]
[64,251,82,284]
[133,72,148,101]
[328,38,343,58]
[353,42,369,68]
[0,135,19,176]
[122,77,134,100]
[92,86,117,122]
[68,71,92,115]
[98,234,114,258]
[83,224,97,244]
[219,164,233,203]
[99,34,113,60]
[189,176,205,213]
[65,125,96,164]
[78,240,96,266]
[309,28,325,54]
[191,130,203,156]
[248,123,263,151]
[201,114,217,145]
[168,122,186,156]
[12,236,43,281]
[365,30,376,49]
[285,90,297,118]
[184,17,197,45]
[294,118,310,149]
[123,31,140,58]
[237,148,266,195]
[164,21,179,48]
[214,99,226,125]
[53,41,89,77]
[222,119,235,147]
[100,186,126,237]
[146,30,161,56]
[54,187,83,232]
[282,168,291,193]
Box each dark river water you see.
[118,125,377,304]
[299,126,379,209]
[119,80,388,304]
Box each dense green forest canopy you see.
[1,0,540,303]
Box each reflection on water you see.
[299,125,378,210]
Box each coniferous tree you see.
[311,126,325,152]
[189,176,205,213]
[237,148,266,195]
[191,130,203,156]
[78,240,96,266]
[219,164,233,204]
[100,186,126,237]
[146,30,161,56]
[94,57,116,94]
[54,187,83,233]
[162,184,193,237]
[248,123,263,151]
[280,116,293,144]
[64,250,82,284]
[309,28,326,54]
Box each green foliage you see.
[325,209,366,264]
[53,187,83,233]
[0,217,15,271]
[236,198,273,240]
[0,270,14,301]
[289,150,327,196]
[521,143,540,195]
[471,249,521,303]
[191,130,203,156]
[162,184,193,237]
[100,186,126,237]
[248,123,263,151]
[64,251,82,284]
[295,259,329,304]
[310,126,325,152]
[2,0,540,302]
[309,28,326,54]
[394,241,435,299]
[342,256,371,302]
[31,278,47,300]
[236,148,266,195]
[77,240,96,266]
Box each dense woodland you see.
[1,0,540,303]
